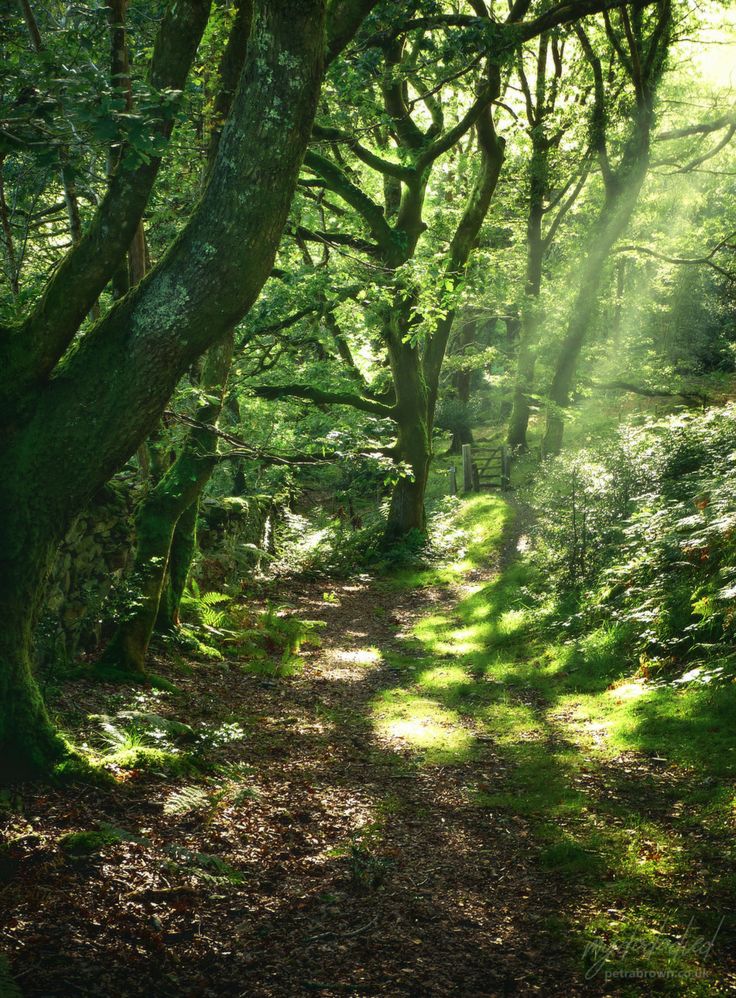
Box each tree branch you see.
[616,234,736,281]
[249,382,397,418]
[584,378,708,404]
[5,0,212,406]
[312,123,414,179]
[303,149,400,261]
[656,109,736,142]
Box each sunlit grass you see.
[368,491,736,989]
[416,664,473,692]
[385,493,511,590]
[372,689,475,763]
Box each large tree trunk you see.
[0,617,66,782]
[385,334,432,539]
[0,508,68,779]
[98,456,217,676]
[0,0,329,778]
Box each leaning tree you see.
[0,0,379,779]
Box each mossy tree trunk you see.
[384,328,432,539]
[100,334,234,676]
[0,576,68,782]
[156,499,198,633]
[0,0,343,778]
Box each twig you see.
[307,913,379,942]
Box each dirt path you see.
[1,543,602,998]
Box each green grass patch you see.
[367,491,736,989]
[384,494,512,590]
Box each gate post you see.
[501,446,511,491]
[462,444,474,493]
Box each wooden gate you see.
[461,443,510,492]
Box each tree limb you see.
[616,234,736,282]
[6,0,212,404]
[248,382,397,418]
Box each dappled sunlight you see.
[481,701,544,744]
[368,490,734,983]
[334,647,382,667]
[608,681,649,702]
[372,689,475,763]
[321,646,383,682]
[416,664,474,693]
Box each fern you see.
[164,845,244,885]
[163,785,212,816]
[199,591,231,607]
[96,719,155,753]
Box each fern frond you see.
[164,785,212,816]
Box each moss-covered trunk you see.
[101,334,233,676]
[386,403,432,539]
[0,487,68,778]
[0,613,68,782]
[156,499,198,633]
[0,1,331,775]
[384,309,432,540]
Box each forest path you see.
[3,497,733,996]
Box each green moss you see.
[59,827,122,857]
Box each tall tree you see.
[252,0,659,536]
[542,0,672,454]
[0,0,371,780]
[506,31,590,451]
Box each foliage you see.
[178,584,324,675]
[530,405,736,679]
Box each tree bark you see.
[156,499,199,633]
[384,334,432,539]
[99,332,233,677]
[0,0,329,777]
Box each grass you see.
[382,493,511,591]
[370,492,736,993]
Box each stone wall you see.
[196,494,278,591]
[36,488,279,666]
[36,481,136,667]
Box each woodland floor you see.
[1,497,735,997]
